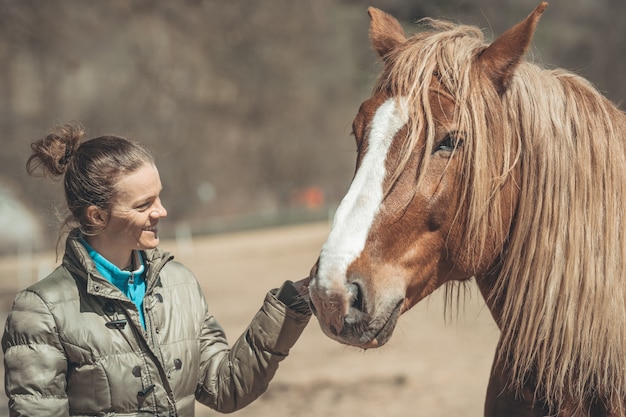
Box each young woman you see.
[2,122,311,416]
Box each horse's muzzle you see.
[309,275,403,349]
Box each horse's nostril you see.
[348,282,365,312]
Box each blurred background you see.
[0,0,624,256]
[0,1,624,416]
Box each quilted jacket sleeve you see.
[2,290,69,417]
[195,285,311,413]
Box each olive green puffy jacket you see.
[2,231,311,416]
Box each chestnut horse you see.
[308,3,626,416]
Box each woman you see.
[2,123,312,416]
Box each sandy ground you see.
[0,222,500,416]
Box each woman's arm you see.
[195,281,311,413]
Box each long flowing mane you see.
[375,18,626,412]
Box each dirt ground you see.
[0,222,500,416]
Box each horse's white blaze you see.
[318,97,408,295]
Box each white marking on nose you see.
[318,97,408,289]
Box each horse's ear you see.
[368,7,407,59]
[479,2,548,95]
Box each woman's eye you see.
[435,132,464,153]
[136,202,151,210]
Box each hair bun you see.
[58,141,77,167]
[27,122,86,177]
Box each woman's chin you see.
[139,233,160,249]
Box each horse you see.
[307,3,626,416]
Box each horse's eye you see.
[435,132,464,153]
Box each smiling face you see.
[86,163,167,268]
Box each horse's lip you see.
[356,299,403,349]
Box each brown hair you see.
[27,122,155,236]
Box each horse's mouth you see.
[361,300,403,348]
[336,299,403,349]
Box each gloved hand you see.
[275,277,311,315]
[291,276,310,297]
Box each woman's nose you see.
[152,198,167,218]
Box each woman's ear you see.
[85,205,109,229]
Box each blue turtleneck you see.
[80,239,147,329]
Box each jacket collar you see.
[62,229,173,297]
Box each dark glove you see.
[275,277,311,315]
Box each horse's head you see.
[309,3,548,348]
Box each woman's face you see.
[95,163,168,258]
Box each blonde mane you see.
[375,18,626,413]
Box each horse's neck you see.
[475,273,505,330]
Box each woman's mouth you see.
[143,226,158,236]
